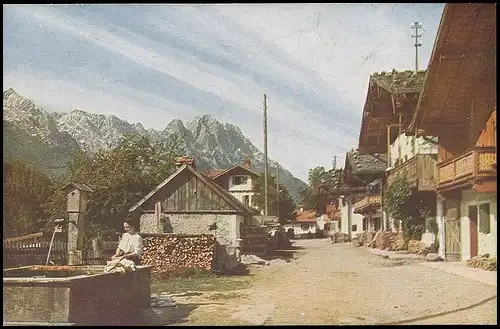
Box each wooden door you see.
[445,219,461,262]
[468,205,478,258]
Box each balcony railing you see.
[437,147,496,191]
[354,195,381,214]
[386,154,438,191]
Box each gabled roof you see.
[129,164,254,214]
[326,204,340,221]
[409,3,496,138]
[208,164,260,180]
[205,169,225,179]
[370,70,426,95]
[61,182,93,193]
[346,150,387,175]
[358,69,426,154]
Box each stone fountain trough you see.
[3,264,152,326]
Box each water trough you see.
[3,264,152,326]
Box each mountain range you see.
[3,88,307,201]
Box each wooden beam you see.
[473,180,497,193]
[419,123,470,137]
[162,210,239,214]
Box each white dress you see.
[118,232,143,257]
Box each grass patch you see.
[151,275,252,295]
[207,291,246,300]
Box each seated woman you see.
[112,220,143,265]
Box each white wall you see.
[460,189,497,260]
[421,232,435,246]
[388,133,438,168]
[230,191,254,206]
[283,222,317,236]
[228,175,253,191]
[339,197,364,236]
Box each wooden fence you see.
[3,239,119,269]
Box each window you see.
[243,195,250,206]
[301,224,309,231]
[352,224,357,232]
[479,203,491,234]
[232,176,248,185]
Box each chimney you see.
[174,156,196,169]
[242,158,251,169]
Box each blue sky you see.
[3,4,445,182]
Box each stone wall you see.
[139,213,238,247]
[140,213,158,233]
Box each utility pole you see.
[263,93,269,216]
[276,164,280,221]
[411,21,423,74]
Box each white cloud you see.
[4,4,444,181]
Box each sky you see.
[3,4,445,182]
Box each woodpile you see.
[466,255,497,271]
[408,240,435,256]
[329,232,348,244]
[372,231,405,251]
[140,234,216,278]
[357,231,376,246]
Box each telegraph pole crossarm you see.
[411,21,423,74]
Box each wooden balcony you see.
[354,195,381,214]
[437,147,496,192]
[386,154,438,191]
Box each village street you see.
[144,238,497,326]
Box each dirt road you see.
[147,238,497,325]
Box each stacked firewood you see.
[140,234,216,277]
[408,240,435,256]
[329,232,348,244]
[466,255,497,271]
[358,231,376,246]
[372,231,404,251]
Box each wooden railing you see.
[386,154,437,191]
[437,147,496,190]
[354,195,381,213]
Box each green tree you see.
[252,173,296,224]
[3,160,57,238]
[66,133,184,238]
[298,186,328,213]
[308,166,328,190]
[383,173,428,249]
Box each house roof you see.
[129,164,254,214]
[358,69,426,154]
[326,204,340,221]
[207,164,260,180]
[371,70,427,95]
[205,169,225,179]
[346,150,387,175]
[61,182,93,193]
[294,209,317,223]
[409,3,496,138]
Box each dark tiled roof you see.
[371,69,426,94]
[346,150,387,175]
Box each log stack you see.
[408,240,435,256]
[140,234,216,277]
[373,231,404,251]
[466,255,497,271]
